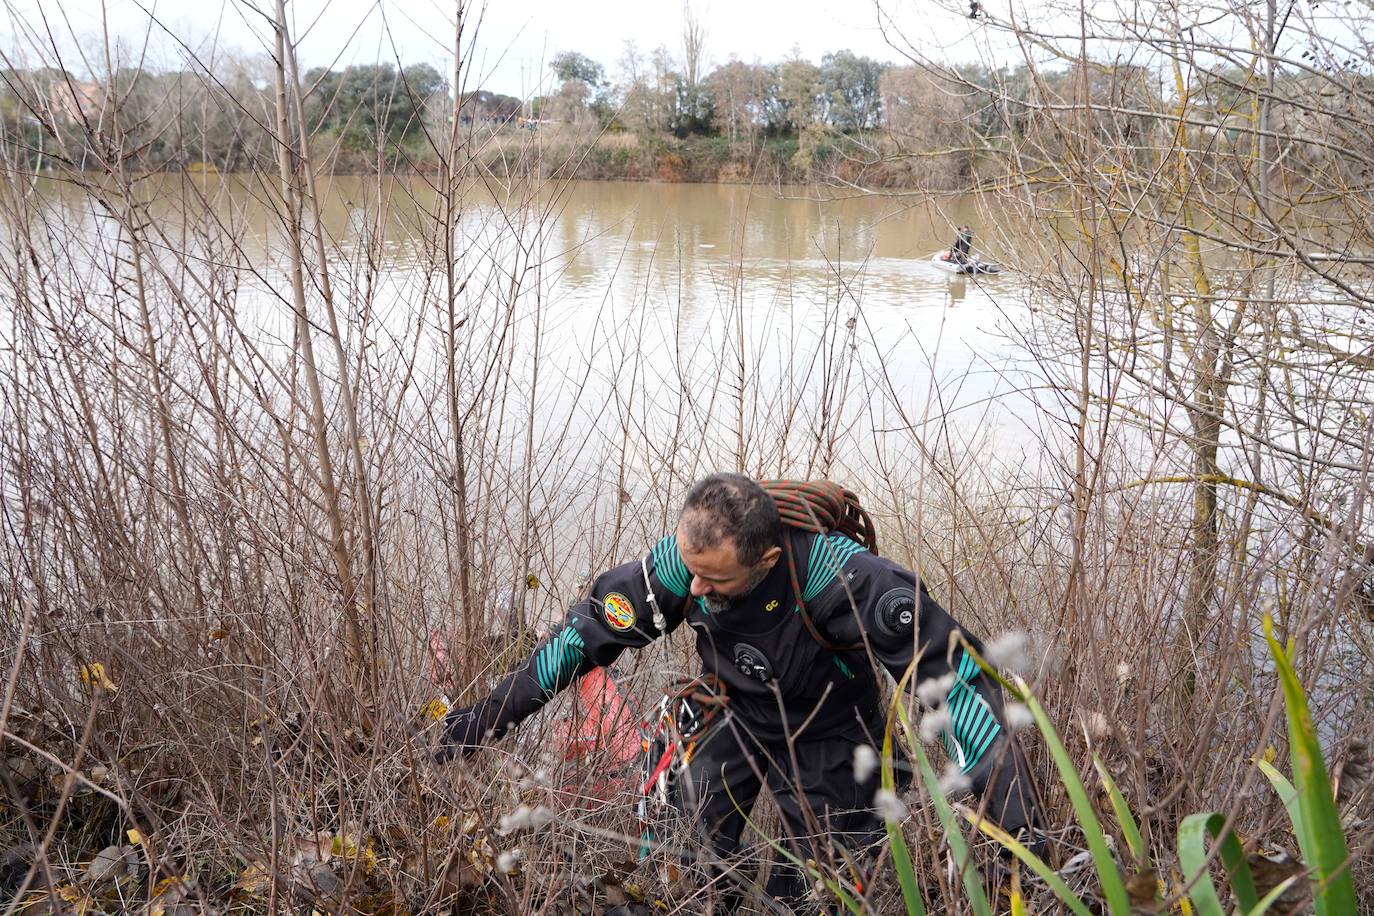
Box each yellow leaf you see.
[51,884,93,915]
[1262,745,1277,763]
[525,573,540,590]
[330,833,377,875]
[79,662,117,691]
[236,862,271,896]
[127,829,143,844]
[420,698,449,721]
[433,815,451,831]
[150,874,191,898]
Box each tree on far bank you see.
[549,50,612,126]
[880,64,972,184]
[819,51,886,130]
[776,56,822,134]
[706,59,775,144]
[304,63,445,150]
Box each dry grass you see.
[1,3,1372,915]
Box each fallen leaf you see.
[235,862,272,897]
[352,889,411,915]
[329,832,377,875]
[420,699,449,721]
[150,874,193,903]
[54,883,94,914]
[78,663,117,692]
[85,845,138,884]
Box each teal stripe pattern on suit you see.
[651,535,692,598]
[802,533,867,604]
[532,627,588,694]
[940,650,1003,771]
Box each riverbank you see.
[291,127,974,189]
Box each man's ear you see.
[759,544,782,570]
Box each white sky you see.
[4,0,992,96]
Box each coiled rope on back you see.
[760,479,879,556]
[760,479,877,652]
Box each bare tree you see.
[681,1,708,90]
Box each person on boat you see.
[437,474,1039,913]
[951,225,975,266]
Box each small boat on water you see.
[932,225,1002,274]
[931,250,1002,274]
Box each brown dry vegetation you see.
[1,0,1373,914]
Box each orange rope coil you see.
[760,479,879,556]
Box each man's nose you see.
[690,576,713,597]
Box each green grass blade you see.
[1009,877,1029,916]
[1263,615,1356,916]
[1176,812,1260,915]
[1256,759,1316,868]
[1247,875,1302,916]
[958,807,1093,916]
[1017,680,1132,913]
[881,717,927,916]
[724,780,865,914]
[1093,754,1147,867]
[905,734,993,916]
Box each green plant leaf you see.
[1263,614,1356,916]
[958,807,1093,916]
[1256,759,1316,868]
[905,732,992,916]
[1176,812,1260,915]
[1016,679,1132,913]
[881,716,927,916]
[1094,754,1147,867]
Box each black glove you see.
[434,703,487,763]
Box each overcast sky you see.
[4,0,992,95]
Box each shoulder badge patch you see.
[602,592,636,631]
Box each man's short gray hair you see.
[680,473,782,565]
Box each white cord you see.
[641,554,667,634]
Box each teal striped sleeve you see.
[530,626,589,695]
[802,533,868,603]
[650,535,692,599]
[940,649,1004,772]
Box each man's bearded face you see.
[699,560,772,613]
[676,526,779,613]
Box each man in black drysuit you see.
[438,474,1037,912]
[951,226,975,266]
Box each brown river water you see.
[36,175,1046,470]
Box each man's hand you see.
[434,703,486,763]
